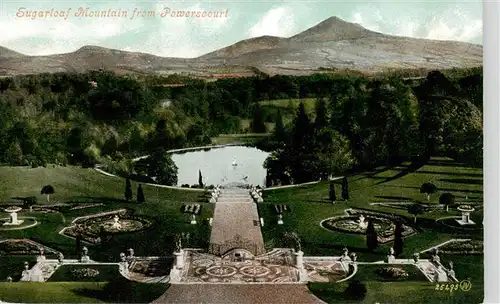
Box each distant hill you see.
[0,16,482,76]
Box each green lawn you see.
[0,166,213,261]
[259,157,483,259]
[47,265,121,282]
[0,280,169,303]
[308,281,483,304]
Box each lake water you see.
[171,146,270,187]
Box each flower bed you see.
[47,265,120,282]
[62,210,153,244]
[321,209,417,244]
[182,204,201,215]
[0,239,59,256]
[376,267,409,280]
[437,240,483,254]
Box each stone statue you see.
[6,276,12,282]
[175,235,182,252]
[36,247,46,263]
[20,262,31,282]
[58,252,64,264]
[343,247,349,257]
[127,248,134,259]
[120,252,126,262]
[80,246,90,263]
[350,252,357,262]
[389,247,395,255]
[112,214,122,230]
[413,253,419,263]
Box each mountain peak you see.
[289,16,381,42]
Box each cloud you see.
[347,5,482,44]
[247,7,297,38]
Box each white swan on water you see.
[232,157,237,166]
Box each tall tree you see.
[439,193,455,212]
[329,181,336,202]
[407,203,424,223]
[273,109,287,143]
[124,178,132,202]
[342,177,349,200]
[314,97,328,130]
[41,185,55,203]
[393,220,404,256]
[250,102,267,133]
[75,234,82,255]
[198,170,204,188]
[420,183,437,201]
[366,219,378,251]
[291,102,312,151]
[137,184,145,204]
[147,150,178,186]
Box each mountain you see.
[0,16,482,77]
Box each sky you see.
[0,0,482,58]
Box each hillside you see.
[0,16,482,76]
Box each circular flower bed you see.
[376,267,409,280]
[62,211,153,244]
[71,268,100,279]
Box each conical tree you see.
[342,177,349,200]
[137,184,145,204]
[366,219,378,251]
[75,234,82,255]
[198,170,204,188]
[329,181,336,202]
[273,109,287,143]
[250,102,267,133]
[124,178,132,202]
[314,97,328,130]
[393,221,404,256]
[291,102,312,151]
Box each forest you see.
[0,67,482,185]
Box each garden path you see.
[209,188,265,255]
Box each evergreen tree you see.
[393,221,404,256]
[125,177,132,201]
[366,219,378,251]
[329,181,336,202]
[147,150,178,186]
[198,170,203,188]
[342,177,349,200]
[75,234,82,255]
[250,102,267,133]
[137,184,145,204]
[314,97,328,130]
[291,102,312,151]
[273,109,287,143]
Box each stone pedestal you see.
[277,214,283,225]
[260,218,264,227]
[257,197,263,203]
[3,207,24,226]
[294,250,304,269]
[209,218,213,226]
[119,261,129,275]
[174,250,184,269]
[386,254,395,263]
[209,197,216,203]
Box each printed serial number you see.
[435,280,472,292]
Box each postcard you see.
[0,0,485,303]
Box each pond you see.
[172,146,270,187]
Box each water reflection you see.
[171,146,269,187]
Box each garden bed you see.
[61,210,153,244]
[354,264,428,282]
[47,265,120,282]
[0,239,59,256]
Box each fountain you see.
[456,205,475,225]
[111,214,122,230]
[357,214,367,229]
[3,206,24,226]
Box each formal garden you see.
[0,68,484,303]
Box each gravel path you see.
[153,284,326,304]
[209,188,265,255]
